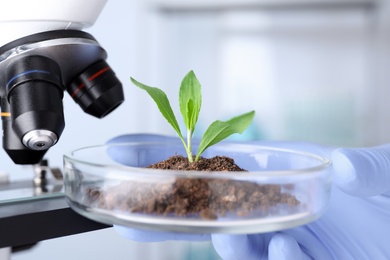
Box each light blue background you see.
[4,0,390,259]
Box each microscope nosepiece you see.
[0,30,124,164]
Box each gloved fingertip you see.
[269,233,303,260]
[331,148,356,191]
[332,145,390,197]
[113,226,210,242]
[107,133,175,144]
[113,225,161,242]
[106,134,179,166]
[211,234,265,260]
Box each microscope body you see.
[0,0,124,164]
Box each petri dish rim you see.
[63,141,332,178]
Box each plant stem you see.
[186,129,193,163]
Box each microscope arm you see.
[0,0,107,46]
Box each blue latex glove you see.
[212,143,390,260]
[108,134,390,259]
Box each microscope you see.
[0,0,123,252]
[0,0,124,165]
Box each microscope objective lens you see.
[22,130,58,151]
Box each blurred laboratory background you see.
[3,0,390,259]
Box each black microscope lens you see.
[67,60,124,118]
[6,55,65,150]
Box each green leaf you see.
[179,71,202,134]
[196,111,255,160]
[131,77,184,141]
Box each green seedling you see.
[131,70,255,163]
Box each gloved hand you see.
[211,142,390,260]
[108,134,390,259]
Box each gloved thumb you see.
[332,144,390,197]
[211,234,271,260]
[268,233,311,260]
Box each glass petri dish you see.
[63,141,332,234]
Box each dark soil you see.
[87,155,300,220]
[146,155,246,171]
